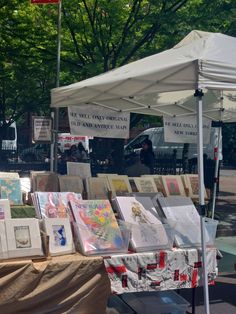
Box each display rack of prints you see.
[5,218,42,258]
[113,197,169,251]
[156,195,205,246]
[86,177,108,199]
[43,218,74,256]
[0,178,22,205]
[161,176,186,197]
[35,192,82,219]
[34,173,59,192]
[70,199,125,255]
[133,178,157,193]
[0,221,8,259]
[67,162,91,179]
[0,199,11,219]
[58,175,84,193]
[107,176,132,196]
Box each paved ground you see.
[185,169,236,313]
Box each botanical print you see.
[134,178,157,193]
[71,200,123,254]
[153,176,164,192]
[87,178,108,199]
[111,178,130,195]
[114,197,168,251]
[165,178,181,195]
[189,176,199,195]
[0,179,22,205]
[14,226,31,248]
[53,225,67,246]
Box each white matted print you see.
[86,177,108,199]
[0,221,8,259]
[142,175,165,193]
[5,218,42,258]
[162,175,186,197]
[133,177,157,193]
[43,218,74,256]
[107,176,132,196]
[0,199,11,219]
[185,174,207,199]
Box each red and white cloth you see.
[104,248,217,294]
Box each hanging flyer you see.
[68,105,130,139]
[32,116,52,142]
[164,116,211,144]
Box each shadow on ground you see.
[180,278,236,314]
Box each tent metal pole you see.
[211,125,222,219]
[51,0,62,172]
[211,94,223,219]
[195,89,210,314]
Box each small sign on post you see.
[32,116,52,143]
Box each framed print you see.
[185,174,207,199]
[133,178,157,193]
[58,175,84,193]
[0,221,8,259]
[0,199,11,219]
[107,175,132,196]
[5,218,42,258]
[113,196,168,251]
[156,195,207,247]
[0,172,19,179]
[66,162,91,179]
[142,175,165,193]
[35,192,81,219]
[86,177,108,199]
[43,218,74,256]
[70,199,124,255]
[162,175,186,197]
[0,179,22,205]
[35,173,59,192]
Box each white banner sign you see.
[32,116,52,142]
[164,116,211,144]
[68,105,130,139]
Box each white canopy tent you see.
[51,30,236,314]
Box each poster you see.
[164,116,211,144]
[68,105,130,139]
[32,116,52,142]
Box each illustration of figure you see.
[57,194,68,218]
[131,202,152,224]
[45,193,58,218]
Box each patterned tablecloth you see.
[104,248,217,294]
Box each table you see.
[0,254,111,314]
[104,248,217,294]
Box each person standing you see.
[140,139,155,174]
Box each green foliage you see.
[0,0,236,130]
